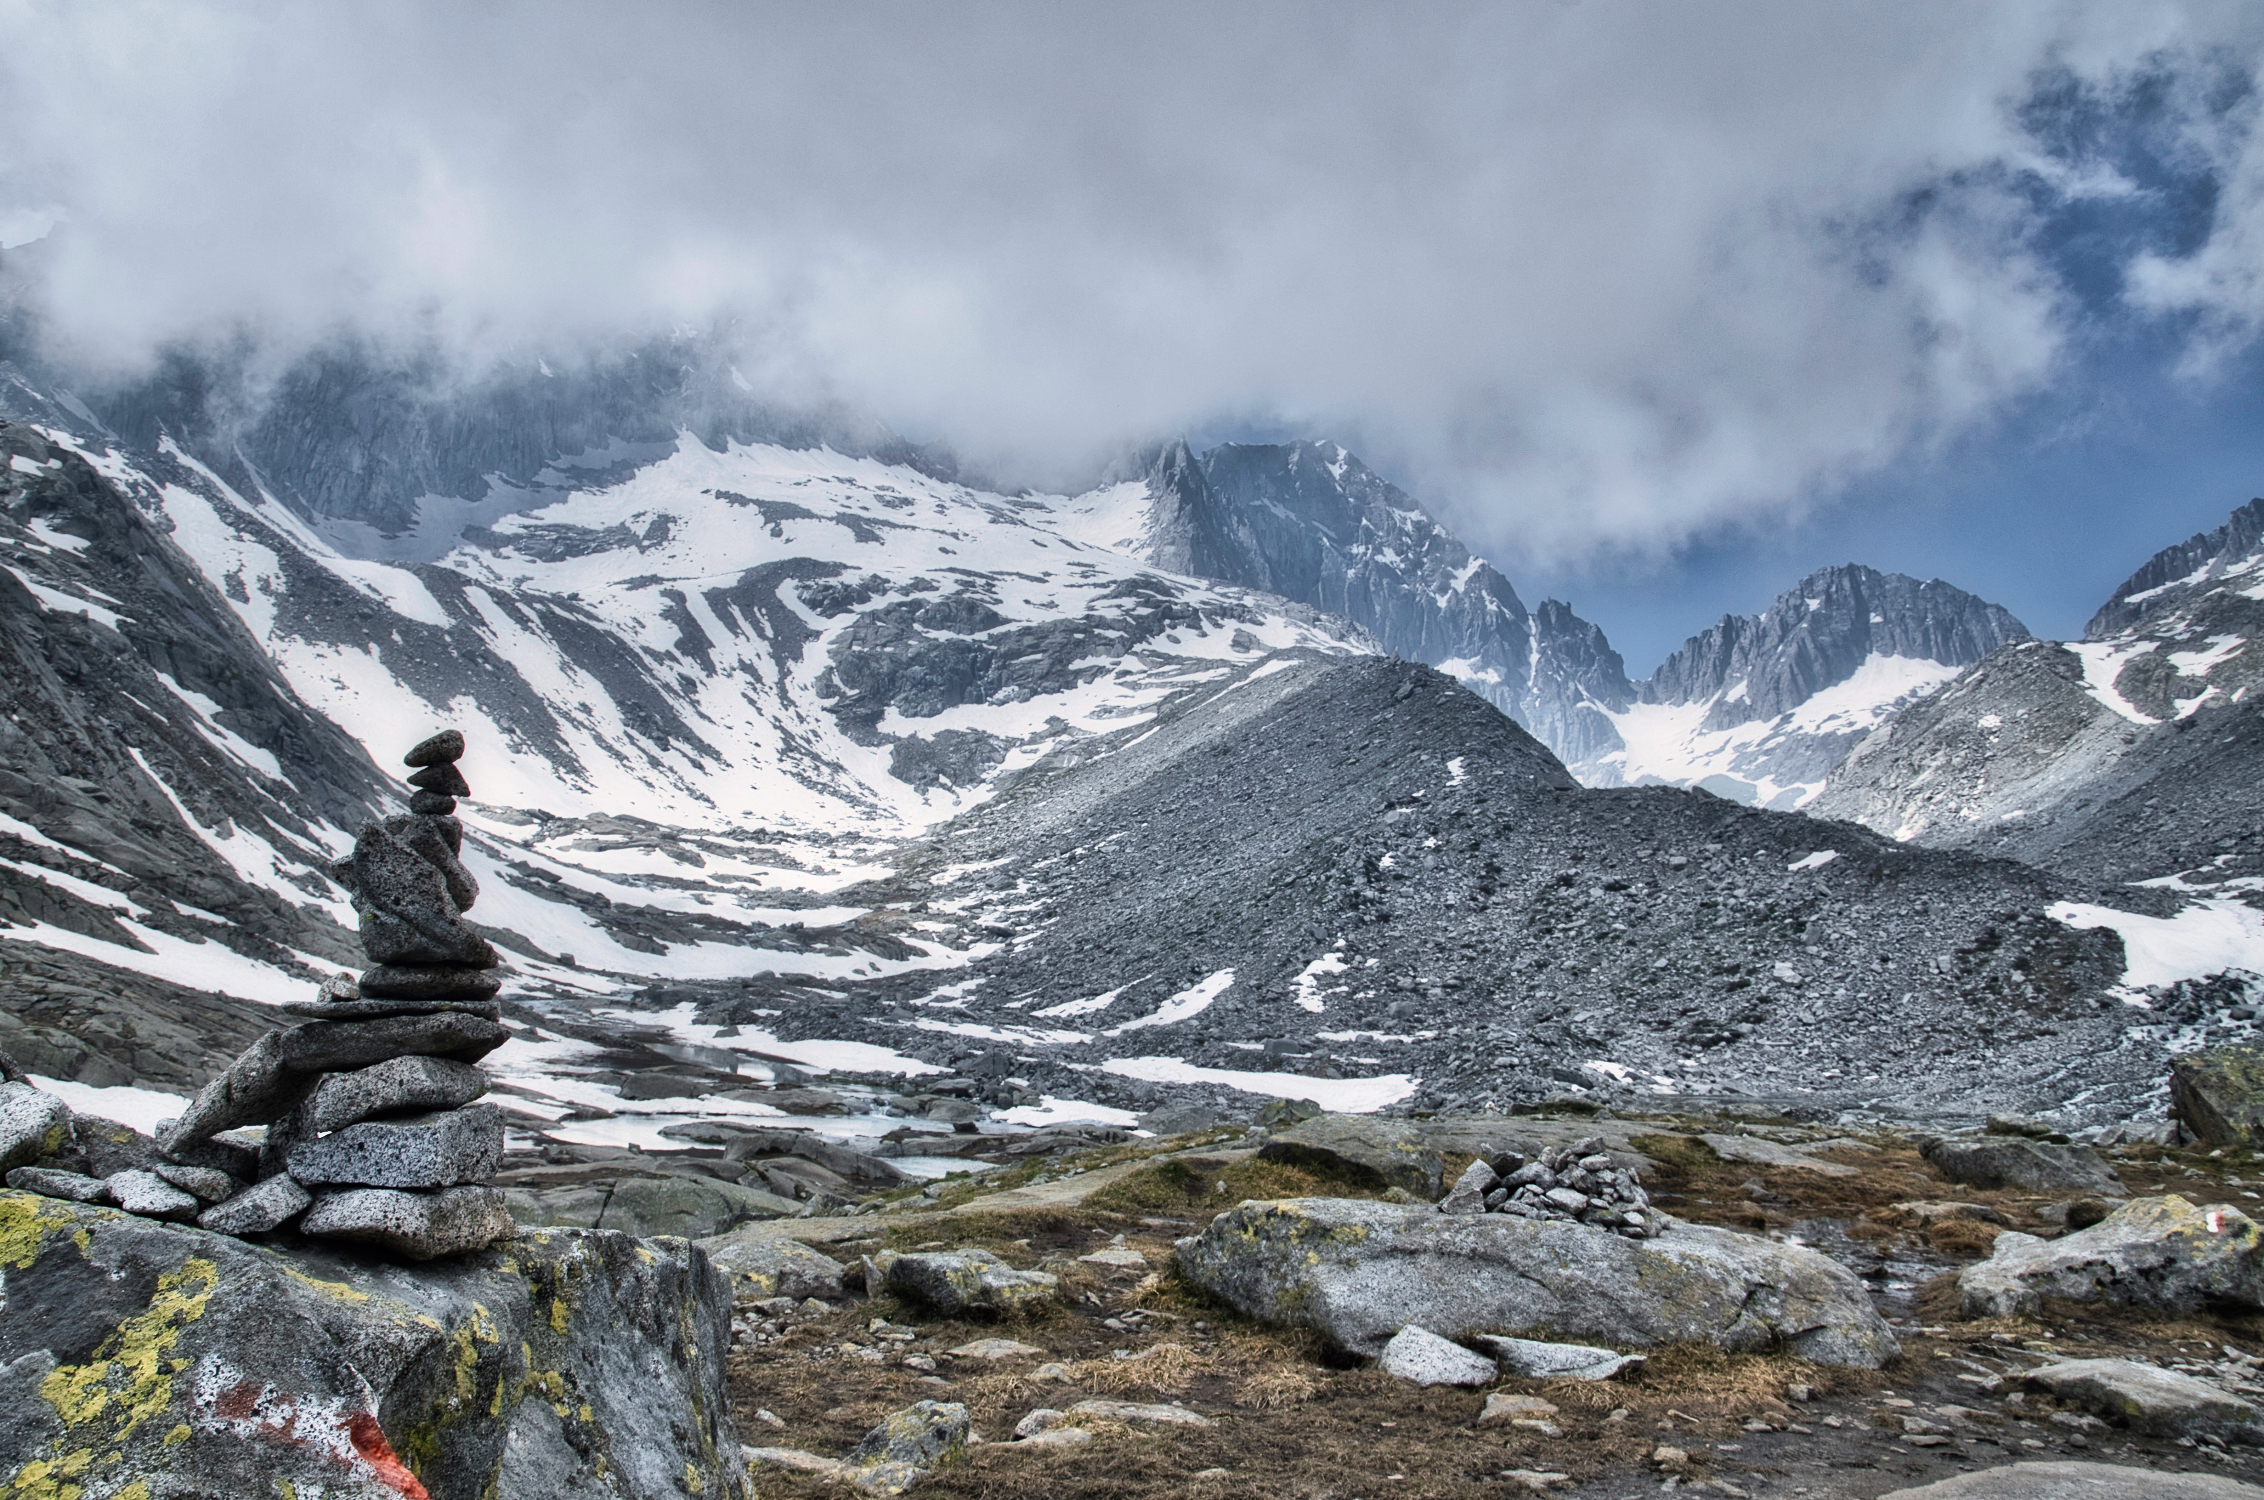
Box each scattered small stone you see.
[1480,1394,1562,1425]
[949,1338,1046,1361]
[1065,1400,1213,1427]
[1378,1324,1497,1387]
[1500,1471,1573,1493]
[1078,1248,1149,1267]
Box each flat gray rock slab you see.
[288,1103,504,1189]
[198,1172,312,1235]
[160,1012,507,1153]
[5,1166,108,1203]
[1471,1333,1643,1380]
[1926,1136,2122,1194]
[105,1168,200,1222]
[1879,1461,2264,1498]
[1257,1115,1445,1197]
[2024,1358,2264,1442]
[1177,1196,1898,1366]
[152,1162,237,1203]
[1700,1134,1857,1176]
[301,1184,518,1259]
[1960,1195,2264,1318]
[1379,1325,1498,1386]
[310,1054,489,1132]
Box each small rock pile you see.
[2,730,517,1260]
[1437,1135,1661,1239]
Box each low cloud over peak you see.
[3,1,2261,567]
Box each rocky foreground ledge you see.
[0,1191,744,1499]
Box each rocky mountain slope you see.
[1816,498,2264,896]
[1050,440,1635,764]
[1581,564,2029,809]
[0,417,388,1089]
[648,656,2214,1128]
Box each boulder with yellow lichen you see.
[0,1190,745,1499]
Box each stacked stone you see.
[1435,1135,1661,1239]
[138,728,519,1258]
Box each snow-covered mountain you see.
[1052,440,1634,764]
[1815,498,2264,892]
[1580,564,2029,809]
[3,328,2257,1138]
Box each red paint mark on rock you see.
[348,1413,431,1500]
[213,1380,263,1420]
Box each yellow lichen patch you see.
[34,1256,218,1445]
[161,1424,190,1447]
[0,1192,81,1270]
[279,1265,370,1304]
[115,1483,150,1500]
[549,1298,569,1336]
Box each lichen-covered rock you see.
[2022,1358,2264,1444]
[1176,1197,1898,1366]
[1257,1114,1445,1198]
[0,1190,745,1498]
[1959,1195,2264,1318]
[0,1083,71,1172]
[885,1248,1059,1315]
[696,1225,848,1301]
[2174,1046,2264,1149]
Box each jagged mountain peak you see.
[1577,562,2028,808]
[1816,492,2264,888]
[1049,434,1635,772]
[2088,496,2264,640]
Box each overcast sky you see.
[4,1,2263,668]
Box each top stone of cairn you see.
[405,729,466,767]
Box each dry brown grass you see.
[1080,1152,1392,1217]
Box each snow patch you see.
[2049,899,2264,990]
[1787,851,1840,873]
[1099,1056,1415,1113]
[2069,641,2161,725]
[1104,969,1235,1035]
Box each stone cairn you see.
[1,730,516,1259]
[1435,1134,1661,1239]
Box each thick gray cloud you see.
[2,1,2260,564]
